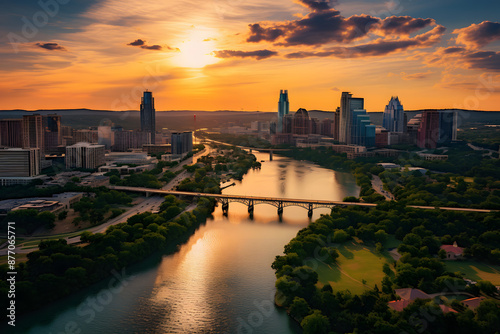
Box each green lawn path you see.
[445,260,500,285]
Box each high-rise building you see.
[0,119,23,148]
[277,90,289,133]
[66,143,105,169]
[140,91,156,144]
[417,111,457,149]
[293,108,310,135]
[22,114,44,154]
[171,132,193,155]
[0,148,40,177]
[383,97,405,132]
[112,130,149,152]
[43,114,62,154]
[339,92,364,144]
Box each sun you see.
[172,27,220,68]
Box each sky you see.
[0,0,499,112]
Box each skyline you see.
[1,0,500,111]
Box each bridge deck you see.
[108,186,495,213]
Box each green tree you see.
[289,297,311,322]
[58,210,68,221]
[301,310,329,334]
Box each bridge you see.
[109,186,496,217]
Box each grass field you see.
[314,241,394,295]
[445,260,500,285]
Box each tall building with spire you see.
[277,90,289,133]
[140,91,156,144]
[383,97,405,132]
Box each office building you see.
[140,91,156,144]
[277,90,289,133]
[417,111,457,149]
[0,119,23,147]
[171,132,193,155]
[293,108,310,135]
[66,143,105,169]
[339,92,364,144]
[112,130,149,152]
[0,148,41,177]
[22,114,44,154]
[43,114,62,154]
[383,97,405,132]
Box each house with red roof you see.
[462,297,486,311]
[388,288,457,313]
[440,241,464,260]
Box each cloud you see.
[297,0,337,12]
[379,16,435,35]
[246,4,439,47]
[453,21,500,49]
[127,39,145,46]
[212,49,278,60]
[465,51,500,71]
[285,25,446,58]
[141,44,162,50]
[127,39,178,51]
[400,70,433,80]
[35,43,67,51]
[425,46,500,72]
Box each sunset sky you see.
[1,0,499,112]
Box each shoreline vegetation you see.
[0,145,260,316]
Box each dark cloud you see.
[247,24,285,43]
[141,45,162,50]
[298,0,337,12]
[246,5,439,47]
[465,51,500,71]
[35,42,66,51]
[379,16,435,35]
[285,25,446,58]
[213,49,278,60]
[127,39,176,51]
[443,46,465,54]
[128,39,145,46]
[454,21,500,48]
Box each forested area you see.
[273,204,500,334]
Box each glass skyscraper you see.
[140,91,156,144]
[277,90,289,133]
[383,97,405,133]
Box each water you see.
[7,151,359,334]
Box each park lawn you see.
[314,241,393,295]
[445,260,500,285]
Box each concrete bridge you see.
[108,186,496,217]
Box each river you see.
[8,151,359,334]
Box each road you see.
[0,195,165,256]
[371,175,395,201]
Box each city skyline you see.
[1,0,499,111]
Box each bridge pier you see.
[308,203,313,218]
[248,200,254,214]
[269,150,273,161]
[277,201,283,216]
[221,198,229,216]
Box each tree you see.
[38,211,56,229]
[289,297,311,322]
[58,210,68,221]
[71,177,80,183]
[332,229,350,243]
[301,310,329,334]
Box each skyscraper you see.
[140,91,156,144]
[383,97,405,132]
[417,111,457,149]
[22,114,44,154]
[43,114,62,153]
[339,92,364,144]
[0,119,23,147]
[277,90,289,133]
[66,143,105,169]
